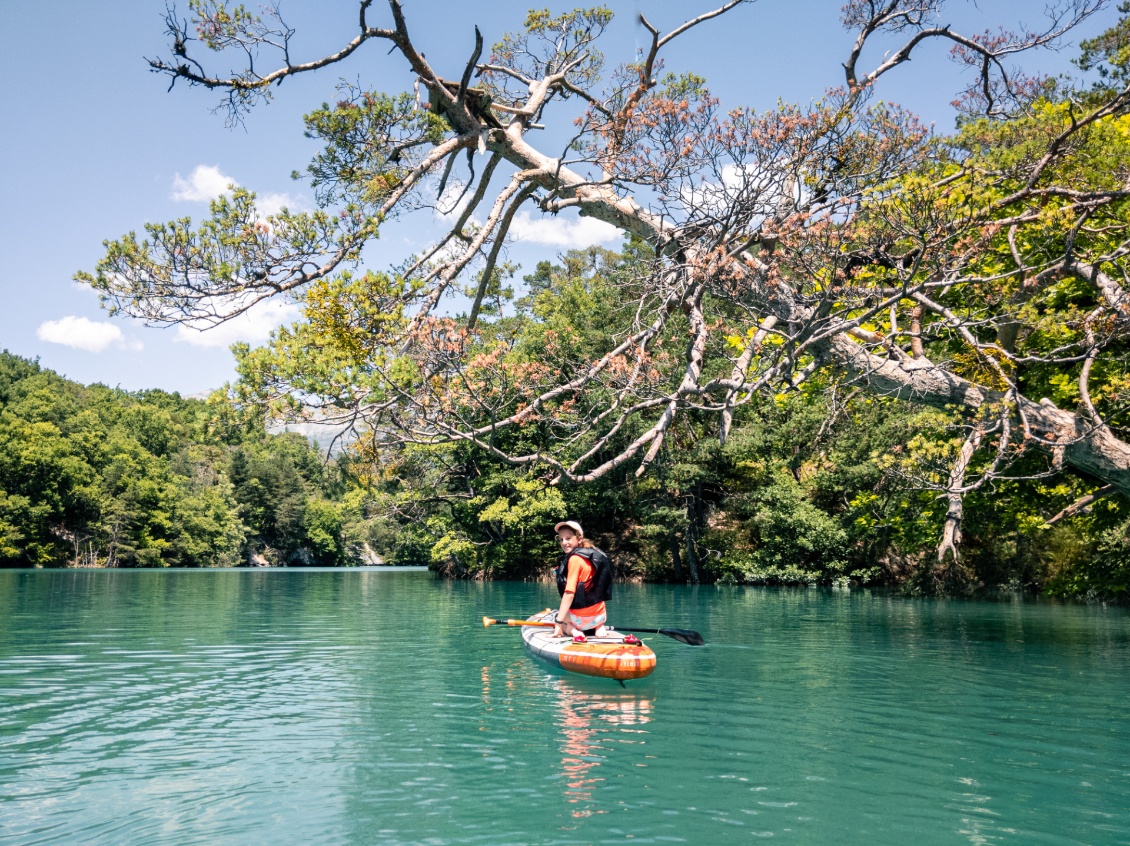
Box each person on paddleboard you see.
[552,521,613,642]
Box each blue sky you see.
[0,1,1117,396]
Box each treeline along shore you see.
[0,351,372,570]
[2,338,1127,601]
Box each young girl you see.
[552,521,609,641]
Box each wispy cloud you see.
[173,299,302,349]
[679,161,797,220]
[171,164,234,202]
[171,164,301,214]
[435,181,473,220]
[37,316,142,353]
[510,210,621,248]
[257,192,298,216]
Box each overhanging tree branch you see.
[83,0,1130,502]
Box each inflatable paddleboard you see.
[520,609,657,681]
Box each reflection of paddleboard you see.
[521,609,657,681]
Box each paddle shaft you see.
[482,616,704,645]
[484,617,555,628]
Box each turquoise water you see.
[1,570,1128,845]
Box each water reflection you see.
[546,675,654,820]
[474,660,656,826]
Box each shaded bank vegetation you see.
[326,247,1130,602]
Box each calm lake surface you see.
[1,569,1128,845]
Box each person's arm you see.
[553,555,582,636]
[554,589,575,636]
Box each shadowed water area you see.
[1,569,1128,845]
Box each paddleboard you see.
[520,609,657,681]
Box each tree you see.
[80,1,1130,567]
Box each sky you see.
[0,0,1119,397]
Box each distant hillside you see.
[271,419,357,456]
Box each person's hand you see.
[553,624,564,637]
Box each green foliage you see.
[0,351,357,569]
[300,89,448,207]
[75,187,374,330]
[1041,498,1130,600]
[190,1,259,52]
[302,497,347,565]
[1076,1,1130,86]
[745,472,849,574]
[354,442,586,578]
[299,238,1130,599]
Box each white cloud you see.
[257,192,300,217]
[510,211,621,248]
[435,182,472,219]
[36,316,141,353]
[171,166,302,217]
[679,161,798,219]
[174,299,302,348]
[171,164,235,202]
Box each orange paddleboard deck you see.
[520,609,657,681]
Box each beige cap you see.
[554,520,584,537]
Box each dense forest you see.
[0,351,373,569]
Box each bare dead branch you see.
[1045,484,1118,526]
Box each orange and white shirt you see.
[564,553,606,617]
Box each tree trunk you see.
[684,529,701,585]
[668,530,685,582]
[937,427,985,565]
[827,333,1130,494]
[684,482,705,585]
[909,306,925,359]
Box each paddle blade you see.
[482,616,498,628]
[607,625,706,645]
[658,628,705,646]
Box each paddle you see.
[613,626,706,646]
[482,616,705,646]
